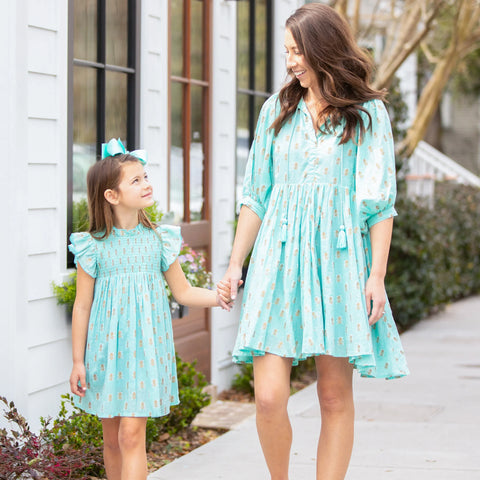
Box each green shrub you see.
[387,182,480,330]
[231,363,255,395]
[51,273,77,313]
[155,355,211,435]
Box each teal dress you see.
[233,94,409,379]
[69,224,182,417]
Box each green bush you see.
[51,273,77,313]
[155,355,211,435]
[231,363,255,395]
[387,182,480,330]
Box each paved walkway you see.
[149,296,480,480]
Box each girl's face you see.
[284,28,318,91]
[114,161,154,210]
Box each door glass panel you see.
[74,0,97,61]
[73,66,97,202]
[105,71,128,143]
[171,0,184,77]
[190,0,204,80]
[190,85,204,221]
[255,0,267,92]
[106,0,128,67]
[236,93,249,205]
[237,1,249,90]
[170,81,184,223]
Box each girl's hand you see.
[70,362,87,397]
[217,265,243,310]
[365,274,386,326]
[217,278,243,311]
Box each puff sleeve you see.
[239,94,279,220]
[355,99,397,233]
[156,225,182,272]
[68,232,97,278]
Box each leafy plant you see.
[51,272,77,313]
[231,363,255,396]
[72,198,90,233]
[0,396,103,479]
[155,355,211,435]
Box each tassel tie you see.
[281,217,288,243]
[337,224,347,249]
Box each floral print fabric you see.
[233,94,409,379]
[69,224,182,417]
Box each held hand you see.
[70,363,87,397]
[365,275,386,326]
[217,265,243,310]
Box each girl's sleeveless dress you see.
[233,94,409,379]
[69,224,181,417]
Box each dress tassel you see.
[281,218,288,243]
[337,225,347,249]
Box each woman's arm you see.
[70,264,95,397]
[164,260,228,309]
[365,216,393,325]
[221,205,262,304]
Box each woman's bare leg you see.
[315,355,354,480]
[253,353,293,480]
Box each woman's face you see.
[284,28,317,91]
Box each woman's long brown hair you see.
[271,3,386,144]
[86,154,156,239]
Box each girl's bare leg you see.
[253,353,293,480]
[315,355,355,480]
[102,417,122,480]
[118,417,148,480]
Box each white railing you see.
[406,140,480,205]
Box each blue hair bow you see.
[101,138,147,165]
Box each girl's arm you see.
[70,264,95,397]
[365,217,393,326]
[164,260,229,309]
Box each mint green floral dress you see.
[233,94,409,379]
[69,224,182,417]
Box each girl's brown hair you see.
[271,3,385,144]
[86,154,156,239]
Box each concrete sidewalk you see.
[150,296,480,480]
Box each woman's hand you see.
[365,274,386,326]
[217,265,243,310]
[70,362,87,397]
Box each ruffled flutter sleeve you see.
[355,99,397,233]
[239,94,279,220]
[69,232,97,278]
[156,225,182,271]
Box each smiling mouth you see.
[293,70,306,77]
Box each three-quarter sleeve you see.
[156,225,182,272]
[69,232,97,278]
[239,94,279,220]
[355,99,397,233]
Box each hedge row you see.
[387,182,480,330]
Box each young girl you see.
[69,138,231,480]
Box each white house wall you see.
[0,0,70,431]
[140,0,169,209]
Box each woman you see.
[219,4,408,480]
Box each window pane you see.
[171,0,184,77]
[237,1,249,90]
[73,66,97,201]
[105,71,128,143]
[190,85,205,221]
[106,0,128,67]
[236,93,250,207]
[74,0,97,61]
[190,0,204,80]
[254,95,267,124]
[170,81,184,223]
[255,0,267,92]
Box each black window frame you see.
[67,0,140,267]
